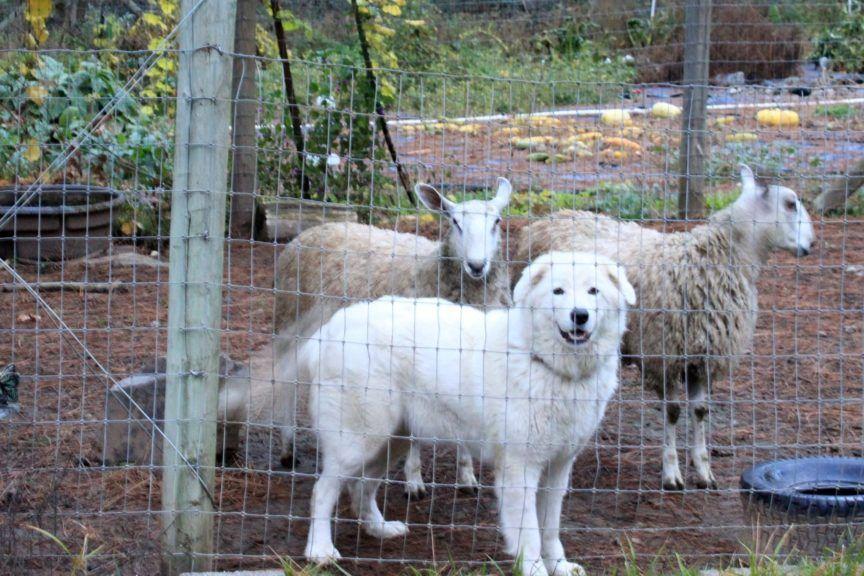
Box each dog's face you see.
[513,251,635,351]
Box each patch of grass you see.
[814,104,858,119]
[26,523,104,576]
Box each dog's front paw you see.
[304,541,341,565]
[546,559,586,576]
[365,520,409,539]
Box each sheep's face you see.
[415,178,512,279]
[739,164,814,257]
[513,251,635,350]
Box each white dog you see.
[297,251,635,576]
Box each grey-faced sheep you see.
[513,165,814,489]
[274,178,513,497]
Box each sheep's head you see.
[736,164,814,257]
[415,177,512,279]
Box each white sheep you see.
[513,165,814,490]
[273,178,513,497]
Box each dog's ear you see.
[606,263,636,306]
[513,260,549,305]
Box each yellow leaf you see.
[18,63,30,76]
[405,19,426,26]
[26,0,53,20]
[23,139,41,162]
[26,85,48,106]
[142,12,165,29]
[380,79,396,100]
[382,4,401,16]
[120,221,136,237]
[372,24,395,37]
[141,105,154,116]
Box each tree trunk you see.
[229,0,261,239]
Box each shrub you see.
[0,54,172,189]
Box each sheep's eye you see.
[588,287,598,295]
[553,287,564,295]
[785,199,797,211]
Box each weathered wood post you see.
[678,0,712,219]
[161,1,236,574]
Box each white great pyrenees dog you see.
[297,251,635,576]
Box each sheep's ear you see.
[513,260,548,305]
[490,177,512,211]
[606,264,636,306]
[416,183,455,215]
[739,164,761,198]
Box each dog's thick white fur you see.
[297,251,635,576]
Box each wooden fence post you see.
[678,0,712,219]
[161,1,236,574]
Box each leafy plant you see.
[815,104,858,119]
[625,13,677,49]
[813,5,864,72]
[0,54,172,188]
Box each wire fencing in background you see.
[1,0,863,574]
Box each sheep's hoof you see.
[662,477,685,491]
[404,485,428,500]
[458,484,480,496]
[694,476,718,490]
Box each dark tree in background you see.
[229,0,261,238]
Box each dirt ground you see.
[1,209,862,575]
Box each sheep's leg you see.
[538,456,585,576]
[661,377,685,491]
[276,349,299,468]
[687,366,716,489]
[456,446,479,494]
[496,459,547,576]
[278,384,297,468]
[403,443,427,500]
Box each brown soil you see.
[1,215,863,574]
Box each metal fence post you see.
[678,0,712,219]
[161,1,237,574]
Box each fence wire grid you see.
[1,0,864,574]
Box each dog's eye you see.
[588,287,598,295]
[494,217,501,227]
[553,287,564,295]
[785,199,797,211]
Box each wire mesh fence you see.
[1,0,864,574]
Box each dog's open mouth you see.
[559,326,591,345]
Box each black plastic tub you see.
[0,184,125,262]
[741,457,864,558]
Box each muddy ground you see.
[1,208,862,574]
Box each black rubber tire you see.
[741,457,864,518]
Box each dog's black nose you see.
[798,246,811,257]
[467,262,485,276]
[571,308,590,326]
